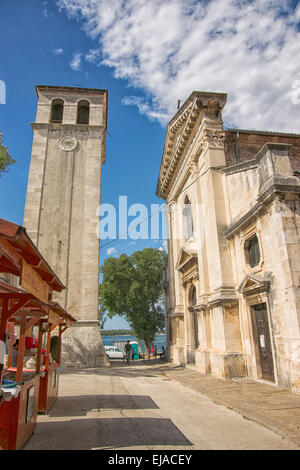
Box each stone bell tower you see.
[24,85,109,367]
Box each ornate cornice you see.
[156,91,227,200]
[238,275,270,297]
[175,248,198,273]
[31,123,105,132]
[169,305,184,319]
[224,178,300,240]
[182,272,199,287]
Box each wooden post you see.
[16,317,26,383]
[35,325,43,375]
[8,322,14,368]
[45,331,51,371]
[58,325,62,364]
[0,298,9,390]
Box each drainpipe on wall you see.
[234,131,240,163]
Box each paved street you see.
[24,361,300,450]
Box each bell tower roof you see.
[35,84,107,97]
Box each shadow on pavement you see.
[48,394,159,417]
[25,417,192,450]
[59,361,184,379]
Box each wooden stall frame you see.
[0,219,76,450]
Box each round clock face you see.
[59,136,78,152]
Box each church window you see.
[77,100,90,124]
[50,99,64,123]
[189,284,197,307]
[184,196,194,240]
[246,235,261,268]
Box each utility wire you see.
[99,169,206,250]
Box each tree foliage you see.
[99,248,167,349]
[98,302,108,329]
[0,133,15,176]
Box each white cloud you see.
[70,52,82,71]
[53,48,64,55]
[106,246,117,255]
[42,0,51,18]
[159,240,168,253]
[85,48,101,63]
[57,0,300,132]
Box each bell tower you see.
[24,85,109,367]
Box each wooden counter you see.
[0,374,40,450]
[38,363,60,413]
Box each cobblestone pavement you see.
[23,360,300,450]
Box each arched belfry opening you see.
[50,99,64,123]
[76,100,90,124]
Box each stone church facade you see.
[24,85,109,367]
[157,91,300,393]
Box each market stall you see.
[0,219,76,450]
[37,301,75,414]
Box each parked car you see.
[105,346,125,359]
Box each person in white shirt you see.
[0,339,6,367]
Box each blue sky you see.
[1,0,300,327]
[0,1,167,328]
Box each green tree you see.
[98,301,108,329]
[0,133,15,176]
[99,248,167,349]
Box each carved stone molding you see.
[238,275,270,297]
[156,91,227,200]
[199,129,225,151]
[188,155,200,177]
[207,287,237,307]
[169,306,184,319]
[59,135,78,152]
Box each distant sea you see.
[101,333,166,353]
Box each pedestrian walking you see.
[125,341,132,365]
[11,339,19,367]
[154,345,157,358]
[160,346,166,360]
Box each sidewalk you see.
[160,364,300,447]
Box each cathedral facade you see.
[157,91,300,393]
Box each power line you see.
[99,171,204,250]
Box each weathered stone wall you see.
[225,129,300,172]
[157,90,300,392]
[225,145,300,390]
[24,86,109,368]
